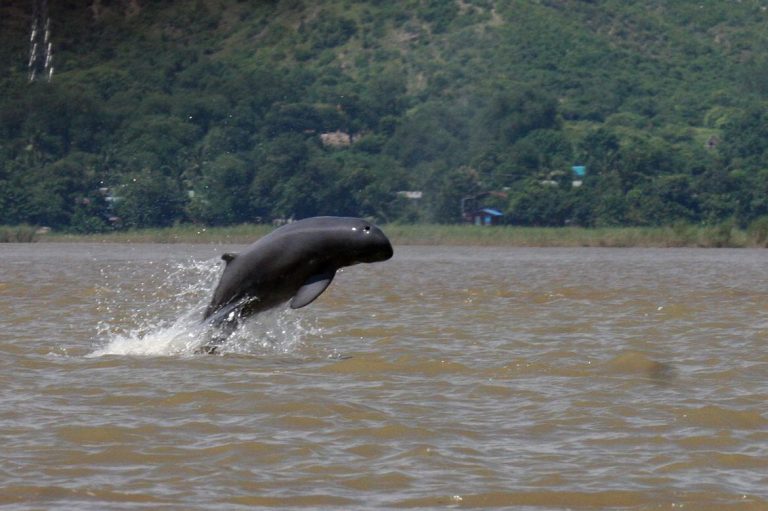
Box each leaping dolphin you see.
[199,216,393,352]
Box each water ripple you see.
[1,245,766,509]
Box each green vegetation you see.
[0,224,37,243]
[2,1,768,232]
[40,222,768,248]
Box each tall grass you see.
[46,224,273,244]
[0,225,38,243]
[37,221,768,247]
[385,223,752,247]
[746,216,768,247]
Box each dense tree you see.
[720,108,768,171]
[115,168,185,228]
[507,179,575,227]
[189,154,253,225]
[1,0,768,231]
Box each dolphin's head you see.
[282,216,393,267]
[314,217,392,265]
[349,220,394,264]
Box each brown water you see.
[0,243,766,510]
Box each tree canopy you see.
[1,0,768,230]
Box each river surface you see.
[0,243,766,510]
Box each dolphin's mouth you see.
[365,225,394,262]
[379,242,394,261]
[360,245,393,263]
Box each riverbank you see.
[8,221,765,247]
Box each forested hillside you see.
[2,0,768,231]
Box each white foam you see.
[206,308,317,355]
[89,258,318,357]
[90,309,316,357]
[89,317,205,357]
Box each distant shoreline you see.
[4,222,767,248]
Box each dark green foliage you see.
[189,154,253,225]
[721,109,768,170]
[1,0,768,230]
[386,101,469,168]
[625,175,699,226]
[508,180,575,227]
[417,0,460,33]
[301,11,357,49]
[482,89,559,145]
[115,169,185,228]
[426,166,481,224]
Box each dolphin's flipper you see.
[290,270,336,309]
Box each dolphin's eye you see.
[363,225,371,233]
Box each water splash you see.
[201,307,318,356]
[89,257,318,357]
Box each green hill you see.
[2,0,768,231]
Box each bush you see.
[0,225,37,243]
[747,216,768,247]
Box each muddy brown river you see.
[1,243,766,509]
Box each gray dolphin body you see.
[203,216,393,333]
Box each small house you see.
[472,208,503,226]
